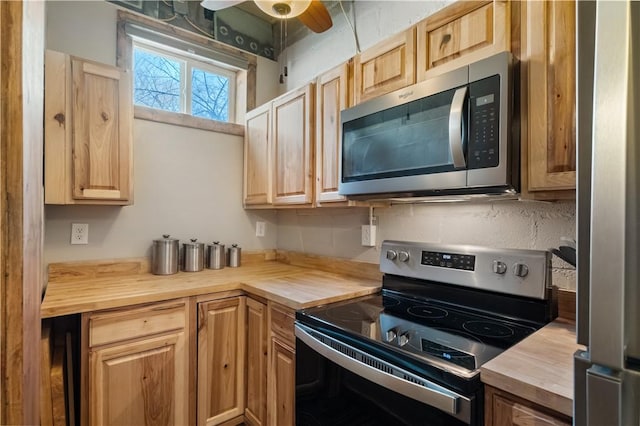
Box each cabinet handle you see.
[54,113,65,126]
[101,112,109,122]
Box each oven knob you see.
[385,329,397,342]
[398,251,410,262]
[398,332,410,347]
[513,263,529,277]
[386,250,398,261]
[492,260,507,274]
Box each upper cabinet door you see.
[315,63,350,205]
[44,50,133,205]
[520,0,576,197]
[416,0,510,81]
[71,59,132,202]
[271,84,314,206]
[353,28,416,104]
[244,103,272,207]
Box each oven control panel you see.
[380,240,552,300]
[421,251,475,271]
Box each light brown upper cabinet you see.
[45,50,133,205]
[271,84,315,206]
[315,63,351,205]
[518,0,576,198]
[353,28,416,104]
[416,0,510,82]
[244,102,272,207]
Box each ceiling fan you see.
[200,0,333,33]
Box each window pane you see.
[133,48,182,112]
[191,68,229,122]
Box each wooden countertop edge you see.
[480,365,573,417]
[480,319,581,417]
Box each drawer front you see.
[89,300,186,347]
[269,303,295,346]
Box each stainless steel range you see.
[295,240,557,425]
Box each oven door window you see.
[296,337,469,426]
[341,86,467,183]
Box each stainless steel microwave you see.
[339,51,517,200]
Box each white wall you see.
[44,1,278,263]
[275,2,577,290]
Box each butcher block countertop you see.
[481,319,584,417]
[41,257,381,318]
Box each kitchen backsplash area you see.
[276,200,576,291]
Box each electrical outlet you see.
[361,224,376,247]
[71,223,89,245]
[256,221,266,237]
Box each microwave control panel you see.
[468,75,500,170]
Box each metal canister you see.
[151,235,179,275]
[227,244,241,268]
[182,239,204,272]
[206,241,225,270]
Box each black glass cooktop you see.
[298,291,539,373]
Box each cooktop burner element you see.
[407,305,448,319]
[462,320,515,338]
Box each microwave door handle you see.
[448,87,467,169]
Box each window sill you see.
[134,105,244,136]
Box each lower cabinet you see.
[197,295,246,426]
[82,295,296,426]
[245,298,268,426]
[485,385,571,426]
[84,299,190,426]
[267,302,296,426]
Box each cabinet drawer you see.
[494,395,570,426]
[269,303,295,346]
[89,300,186,347]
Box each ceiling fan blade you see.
[297,0,332,33]
[200,0,245,11]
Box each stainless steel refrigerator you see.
[575,0,640,424]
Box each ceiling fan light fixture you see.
[255,0,311,19]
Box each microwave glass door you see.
[342,87,466,183]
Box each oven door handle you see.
[448,86,467,169]
[295,323,470,422]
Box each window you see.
[133,41,236,123]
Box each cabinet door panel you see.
[245,298,267,426]
[267,339,295,426]
[354,29,415,104]
[244,103,272,206]
[272,85,314,205]
[72,59,132,201]
[90,332,188,426]
[198,297,246,425]
[417,0,509,82]
[316,63,349,204]
[521,0,576,194]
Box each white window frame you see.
[133,38,237,123]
